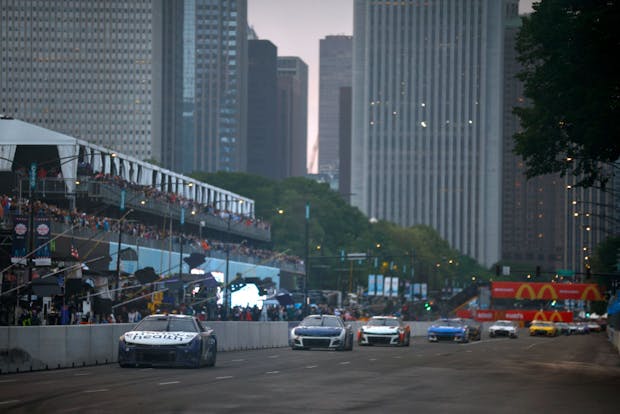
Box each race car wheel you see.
[205,340,217,367]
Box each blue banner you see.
[11,215,28,264]
[376,275,384,296]
[120,189,126,211]
[368,274,376,296]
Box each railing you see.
[49,222,303,274]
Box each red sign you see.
[456,309,573,323]
[491,281,603,301]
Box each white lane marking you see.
[369,358,377,361]
[0,379,17,383]
[266,371,280,375]
[159,381,180,386]
[393,356,402,359]
[305,365,317,369]
[216,376,234,380]
[268,355,279,359]
[231,359,245,362]
[526,343,539,350]
[339,361,350,365]
[466,350,473,353]
[84,389,109,393]
[74,373,91,376]
[140,368,153,371]
[0,400,20,405]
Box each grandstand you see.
[0,117,301,324]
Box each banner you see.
[391,277,399,297]
[11,215,28,264]
[367,274,376,296]
[376,275,384,296]
[456,308,573,323]
[33,215,51,266]
[421,283,428,300]
[383,277,391,297]
[491,281,603,301]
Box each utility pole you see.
[304,202,310,316]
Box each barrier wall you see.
[0,321,435,374]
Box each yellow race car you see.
[529,320,558,337]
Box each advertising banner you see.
[383,277,391,297]
[376,275,384,296]
[11,215,28,264]
[421,283,428,300]
[456,308,573,323]
[391,277,399,297]
[491,281,603,301]
[33,216,51,266]
[367,274,376,296]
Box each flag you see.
[70,241,79,260]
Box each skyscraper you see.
[351,0,512,267]
[161,0,248,174]
[0,0,161,161]
[277,56,308,179]
[247,39,278,179]
[318,35,353,181]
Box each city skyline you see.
[247,0,536,173]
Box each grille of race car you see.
[302,338,332,347]
[366,335,393,345]
[136,346,178,363]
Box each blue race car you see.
[290,314,354,351]
[118,314,217,368]
[427,318,469,343]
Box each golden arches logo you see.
[537,284,558,300]
[515,284,537,300]
[532,310,547,321]
[549,311,563,322]
[581,285,602,301]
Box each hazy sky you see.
[248,0,536,173]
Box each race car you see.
[528,320,558,337]
[488,320,519,338]
[118,314,217,368]
[427,318,469,343]
[357,316,411,346]
[290,314,354,351]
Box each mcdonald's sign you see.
[456,309,573,323]
[492,282,603,301]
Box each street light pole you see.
[224,212,231,320]
[304,201,310,316]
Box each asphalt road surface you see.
[1,330,619,413]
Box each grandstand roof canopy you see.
[0,117,254,216]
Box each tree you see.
[513,0,620,190]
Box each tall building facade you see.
[318,35,353,179]
[351,0,512,267]
[246,39,278,179]
[338,86,352,203]
[161,0,248,174]
[276,56,308,179]
[0,0,162,161]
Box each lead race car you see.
[290,314,354,351]
[118,314,217,368]
[427,318,469,343]
[357,316,411,346]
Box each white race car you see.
[488,320,519,338]
[357,316,411,346]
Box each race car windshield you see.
[495,321,513,326]
[134,318,198,333]
[435,320,462,327]
[368,318,399,327]
[300,316,341,327]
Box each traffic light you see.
[495,264,500,277]
[535,265,541,278]
[183,253,206,270]
[585,264,592,279]
[424,301,431,311]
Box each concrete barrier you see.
[0,321,440,374]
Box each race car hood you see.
[490,325,515,331]
[294,327,343,337]
[428,325,465,334]
[361,326,399,334]
[123,331,199,345]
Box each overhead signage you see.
[491,281,603,301]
